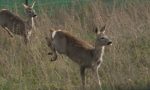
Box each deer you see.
[45,26,112,90]
[0,1,37,44]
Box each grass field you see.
[0,0,150,90]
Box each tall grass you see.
[0,1,150,90]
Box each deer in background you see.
[45,26,112,90]
[0,1,37,44]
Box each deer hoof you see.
[48,52,53,55]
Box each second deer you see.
[46,26,112,89]
[0,1,37,44]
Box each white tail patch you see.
[52,30,61,39]
[52,31,57,39]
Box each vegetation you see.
[0,0,150,90]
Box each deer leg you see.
[80,66,86,90]
[45,37,58,61]
[49,45,58,61]
[47,44,58,61]
[1,26,14,37]
[92,67,102,90]
[24,30,33,44]
[24,34,29,45]
[51,50,58,61]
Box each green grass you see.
[0,1,150,90]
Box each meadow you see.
[0,0,150,90]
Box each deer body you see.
[0,3,36,44]
[51,31,98,67]
[46,26,112,89]
[0,9,26,35]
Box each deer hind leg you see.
[50,47,58,61]
[80,66,86,90]
[48,42,58,61]
[45,37,58,61]
[1,26,14,37]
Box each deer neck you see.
[93,46,105,61]
[25,17,34,30]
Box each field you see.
[0,0,150,90]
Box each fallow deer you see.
[0,1,37,44]
[45,26,112,89]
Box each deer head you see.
[95,25,112,48]
[23,1,37,18]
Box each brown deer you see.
[0,1,37,44]
[45,26,112,90]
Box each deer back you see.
[0,9,26,35]
[50,30,95,66]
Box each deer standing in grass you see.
[0,1,37,44]
[46,26,112,90]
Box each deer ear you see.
[100,25,106,33]
[31,1,36,8]
[22,4,28,9]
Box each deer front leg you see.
[92,66,102,90]
[80,66,86,90]
[24,34,29,44]
[24,30,32,44]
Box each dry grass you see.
[0,1,150,90]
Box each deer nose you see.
[33,14,37,17]
[107,41,112,45]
